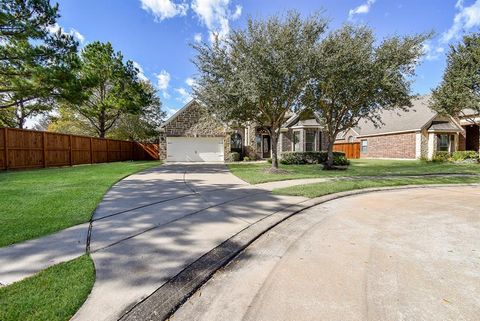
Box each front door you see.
[466,124,479,151]
[262,135,271,159]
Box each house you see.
[458,108,480,152]
[159,101,328,162]
[335,96,465,160]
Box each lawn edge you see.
[118,183,479,321]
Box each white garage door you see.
[167,137,224,162]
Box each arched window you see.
[348,136,354,143]
[231,133,242,152]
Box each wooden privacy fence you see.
[333,142,360,159]
[0,127,159,170]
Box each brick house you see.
[159,101,328,162]
[335,96,465,160]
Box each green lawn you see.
[228,159,480,184]
[273,175,480,198]
[0,161,161,247]
[0,255,95,321]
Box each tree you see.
[108,82,164,142]
[0,0,79,128]
[431,33,480,122]
[301,25,428,169]
[193,11,327,169]
[65,41,158,138]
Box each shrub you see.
[432,151,450,162]
[267,158,272,164]
[333,155,350,166]
[228,152,241,162]
[279,151,346,165]
[243,156,250,162]
[451,150,479,161]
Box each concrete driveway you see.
[73,163,307,321]
[171,186,480,321]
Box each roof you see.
[356,96,437,137]
[428,121,462,132]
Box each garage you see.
[166,137,224,162]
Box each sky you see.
[52,0,480,117]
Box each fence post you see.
[42,131,47,168]
[4,128,8,170]
[69,135,73,166]
[89,137,93,164]
[106,139,109,163]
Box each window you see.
[230,133,242,152]
[293,131,301,151]
[348,136,354,143]
[256,135,262,153]
[361,139,368,153]
[305,131,316,151]
[436,134,451,152]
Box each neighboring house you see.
[458,108,480,153]
[335,96,465,160]
[159,101,328,162]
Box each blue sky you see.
[53,0,480,116]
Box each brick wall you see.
[360,132,416,159]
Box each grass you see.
[0,161,161,247]
[0,255,95,321]
[272,175,480,198]
[228,159,480,184]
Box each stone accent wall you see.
[164,102,226,137]
[360,132,416,159]
[282,130,292,152]
[159,102,227,160]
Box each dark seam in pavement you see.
[182,170,212,204]
[90,189,270,253]
[92,194,194,222]
[117,198,311,321]
[84,163,164,253]
[117,183,480,321]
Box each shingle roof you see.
[356,95,437,136]
[428,121,462,132]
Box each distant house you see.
[335,96,465,160]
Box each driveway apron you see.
[72,163,307,321]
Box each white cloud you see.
[442,0,480,43]
[348,0,376,20]
[422,43,445,61]
[155,70,171,98]
[185,77,195,86]
[194,33,203,43]
[132,61,149,82]
[140,0,188,21]
[165,107,179,117]
[191,0,242,42]
[175,87,192,103]
[47,23,85,43]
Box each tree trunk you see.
[324,134,335,170]
[270,127,279,169]
[99,109,106,138]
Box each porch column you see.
[427,133,435,160]
[415,132,422,159]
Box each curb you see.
[118,183,480,321]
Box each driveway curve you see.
[73,163,308,321]
[171,186,480,321]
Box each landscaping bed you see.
[0,161,161,247]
